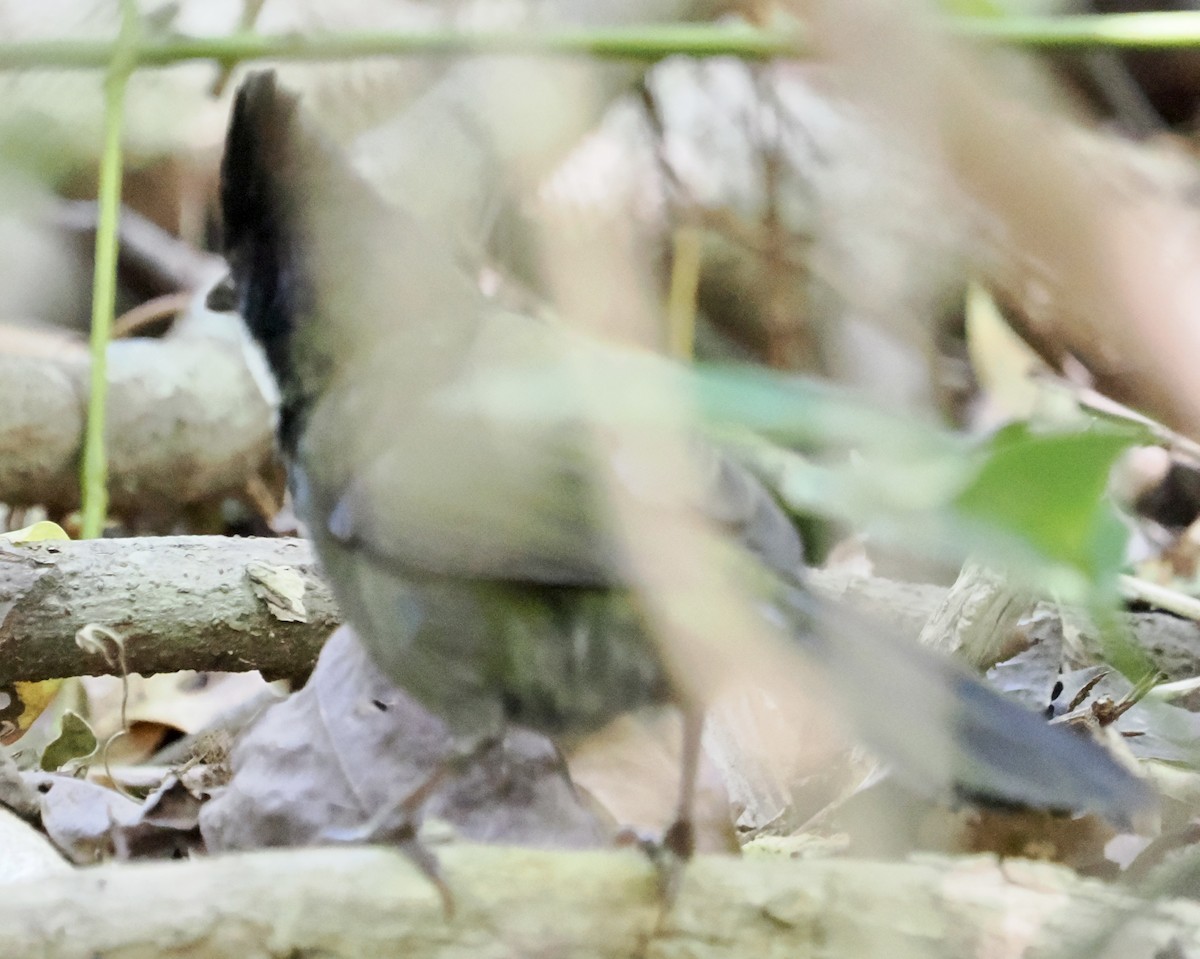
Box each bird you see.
[216,70,1155,870]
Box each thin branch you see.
[55,200,225,295]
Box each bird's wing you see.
[306,312,804,588]
[777,582,1157,827]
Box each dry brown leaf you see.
[80,671,273,766]
[201,626,607,853]
[566,711,737,854]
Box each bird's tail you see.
[781,583,1156,828]
[220,71,426,453]
[220,71,306,364]
[220,71,481,452]
[221,72,295,257]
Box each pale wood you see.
[0,844,1189,958]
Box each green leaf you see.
[692,365,963,459]
[39,710,98,772]
[953,423,1137,580]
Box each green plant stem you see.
[0,13,1198,72]
[80,3,139,540]
[954,10,1200,48]
[0,25,803,70]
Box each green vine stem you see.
[0,13,1197,74]
[0,24,802,70]
[80,1,140,539]
[954,10,1200,48]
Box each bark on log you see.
[0,843,1193,958]
[0,535,1197,689]
[0,536,335,685]
[0,312,273,515]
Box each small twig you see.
[0,15,1194,75]
[1052,377,1200,467]
[1119,574,1200,623]
[112,293,192,339]
[1066,671,1108,713]
[75,623,132,796]
[1096,668,1164,726]
[209,0,267,96]
[55,201,224,295]
[666,227,703,361]
[243,473,283,526]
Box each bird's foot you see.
[618,816,695,907]
[321,766,457,917]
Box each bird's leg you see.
[665,709,703,861]
[639,709,704,905]
[322,735,501,917]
